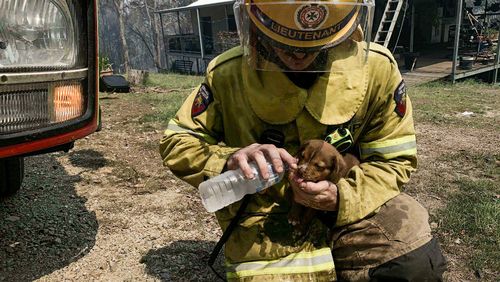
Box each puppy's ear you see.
[328,153,347,184]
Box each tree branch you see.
[127,25,156,63]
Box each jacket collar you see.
[242,41,368,125]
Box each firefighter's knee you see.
[331,193,445,281]
[368,237,447,282]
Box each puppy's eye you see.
[314,164,325,170]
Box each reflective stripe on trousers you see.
[226,247,335,279]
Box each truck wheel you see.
[0,157,24,197]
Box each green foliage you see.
[409,80,500,129]
[140,73,204,125]
[433,149,500,273]
[98,56,113,72]
[145,73,202,90]
[140,91,191,124]
[438,178,499,271]
[409,79,499,277]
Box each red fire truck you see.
[0,0,99,197]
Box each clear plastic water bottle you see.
[198,162,286,212]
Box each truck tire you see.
[0,157,24,197]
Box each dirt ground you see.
[0,87,497,281]
[0,91,225,281]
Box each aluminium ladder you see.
[374,0,404,48]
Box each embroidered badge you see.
[295,4,328,30]
[393,80,407,118]
[191,84,213,117]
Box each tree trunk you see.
[114,0,130,73]
[128,69,149,86]
[145,0,162,71]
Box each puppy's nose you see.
[297,165,306,178]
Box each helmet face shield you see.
[235,0,374,72]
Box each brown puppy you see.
[288,139,359,233]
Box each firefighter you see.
[160,0,446,280]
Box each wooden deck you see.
[400,59,452,86]
[398,52,499,86]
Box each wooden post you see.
[197,8,205,59]
[452,0,463,83]
[159,13,169,71]
[493,24,500,84]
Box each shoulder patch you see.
[191,84,213,117]
[393,80,407,118]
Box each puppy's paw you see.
[288,216,300,226]
[291,222,308,239]
[292,229,304,240]
[288,206,302,226]
[288,209,304,227]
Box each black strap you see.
[208,195,251,281]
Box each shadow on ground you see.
[68,149,108,169]
[142,240,225,281]
[0,152,101,281]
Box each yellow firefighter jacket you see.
[160,42,417,280]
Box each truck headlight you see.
[0,0,77,70]
[0,79,85,134]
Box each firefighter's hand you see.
[226,143,297,180]
[288,170,339,211]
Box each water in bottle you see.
[198,161,286,212]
